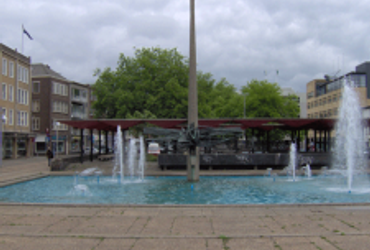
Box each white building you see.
[281,87,307,118]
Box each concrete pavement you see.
[0,157,370,249]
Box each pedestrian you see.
[46,146,53,167]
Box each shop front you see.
[34,134,48,155]
[2,133,34,159]
[51,135,67,155]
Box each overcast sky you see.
[2,0,370,92]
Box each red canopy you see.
[59,118,363,132]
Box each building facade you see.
[306,62,370,147]
[31,63,70,155]
[306,63,370,119]
[1,43,34,159]
[69,81,90,153]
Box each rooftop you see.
[31,63,68,81]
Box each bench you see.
[98,154,115,161]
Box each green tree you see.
[241,80,299,118]
[92,47,189,119]
[126,110,157,137]
[92,47,237,120]
[241,79,300,143]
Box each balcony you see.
[71,95,88,103]
[71,111,87,119]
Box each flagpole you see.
[22,25,24,54]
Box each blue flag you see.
[23,25,33,40]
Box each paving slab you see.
[71,216,136,235]
[132,238,206,250]
[326,235,370,250]
[95,238,136,250]
[306,236,340,250]
[172,217,214,235]
[225,238,274,250]
[22,236,101,250]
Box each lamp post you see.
[55,121,60,158]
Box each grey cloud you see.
[2,0,370,92]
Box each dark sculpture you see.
[143,123,243,154]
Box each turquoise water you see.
[0,176,370,204]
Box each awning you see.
[35,134,46,142]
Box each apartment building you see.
[0,43,33,159]
[70,81,90,153]
[306,62,370,147]
[306,62,370,119]
[31,63,70,155]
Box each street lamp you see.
[55,121,60,158]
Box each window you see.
[17,88,21,103]
[52,81,65,95]
[17,111,20,125]
[2,108,6,124]
[17,89,28,105]
[25,90,28,105]
[2,83,6,100]
[19,111,28,126]
[25,112,28,127]
[21,89,24,104]
[25,68,29,84]
[21,112,24,126]
[17,65,22,81]
[32,100,40,112]
[64,102,68,113]
[9,61,14,78]
[32,117,40,130]
[307,103,310,109]
[9,85,13,102]
[22,68,26,83]
[2,58,7,76]
[9,109,13,125]
[32,81,40,93]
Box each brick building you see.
[31,63,70,155]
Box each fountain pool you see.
[0,175,370,204]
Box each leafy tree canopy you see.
[241,80,299,118]
[92,47,299,120]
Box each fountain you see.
[138,136,146,180]
[125,136,146,180]
[112,125,124,182]
[127,138,137,178]
[111,126,145,181]
[301,164,312,178]
[332,78,367,193]
[288,142,297,181]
